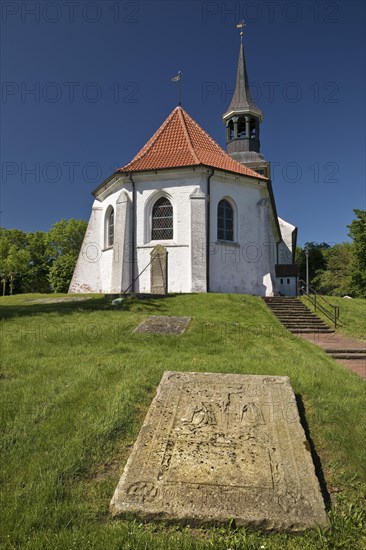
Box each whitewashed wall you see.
[69,203,103,293]
[70,167,281,296]
[209,172,277,296]
[278,217,296,264]
[276,276,297,296]
[134,169,206,293]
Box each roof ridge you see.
[117,106,267,180]
[127,108,178,165]
[180,108,222,150]
[178,107,200,164]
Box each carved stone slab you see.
[110,372,329,531]
[134,316,191,335]
[150,245,167,294]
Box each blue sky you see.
[1,0,365,246]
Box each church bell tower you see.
[223,26,270,178]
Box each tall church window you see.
[106,207,114,247]
[152,197,173,240]
[217,199,234,241]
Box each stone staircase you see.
[324,349,366,360]
[263,297,335,334]
[263,297,365,379]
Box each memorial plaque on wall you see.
[110,372,329,531]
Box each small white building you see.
[275,264,299,297]
[70,38,297,296]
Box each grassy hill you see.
[0,293,365,549]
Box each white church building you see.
[69,37,297,296]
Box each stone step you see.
[281,320,328,324]
[283,324,330,328]
[280,318,327,323]
[282,321,329,328]
[267,304,304,308]
[285,326,330,330]
[273,310,318,313]
[270,308,316,315]
[270,312,316,316]
[328,353,366,360]
[289,328,335,334]
[264,297,336,335]
[267,305,312,309]
[269,310,312,314]
[268,304,310,307]
[265,298,300,301]
[275,318,321,322]
[325,348,366,354]
[274,314,320,318]
[267,305,303,307]
[279,317,326,321]
[264,297,299,300]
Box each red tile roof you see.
[117,106,267,180]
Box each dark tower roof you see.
[223,40,263,122]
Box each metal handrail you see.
[123,249,167,295]
[122,256,155,295]
[298,279,342,328]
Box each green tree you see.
[46,219,87,260]
[0,219,87,294]
[48,254,78,293]
[295,242,330,286]
[22,232,52,293]
[312,242,352,296]
[0,228,30,294]
[347,209,366,298]
[46,219,87,292]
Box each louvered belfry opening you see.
[152,197,173,240]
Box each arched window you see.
[217,199,234,241]
[151,197,173,240]
[106,207,114,247]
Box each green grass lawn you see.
[1,293,365,549]
[300,295,366,340]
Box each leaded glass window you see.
[107,207,114,247]
[152,197,173,240]
[217,199,234,241]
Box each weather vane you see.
[236,20,246,42]
[171,71,183,106]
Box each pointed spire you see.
[222,30,270,178]
[223,40,263,122]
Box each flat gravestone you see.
[134,316,191,335]
[110,372,329,531]
[25,297,92,304]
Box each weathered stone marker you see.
[134,316,191,335]
[150,245,168,294]
[110,372,329,531]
